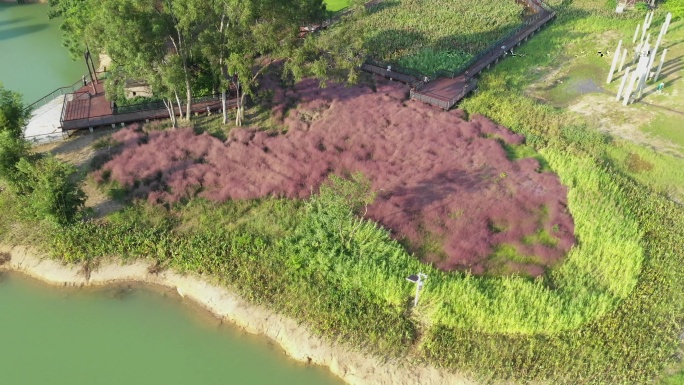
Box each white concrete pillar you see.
[654,49,668,83]
[617,67,630,101]
[623,70,639,106]
[619,48,628,72]
[633,23,640,44]
[607,39,623,84]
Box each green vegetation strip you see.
[356,0,523,75]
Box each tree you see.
[48,0,91,58]
[0,84,32,140]
[15,156,86,226]
[201,0,327,126]
[87,0,215,123]
[285,8,368,87]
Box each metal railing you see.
[111,93,222,116]
[362,0,555,83]
[59,91,90,126]
[24,78,84,113]
[60,93,229,131]
[25,71,109,112]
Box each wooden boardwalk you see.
[60,80,233,131]
[364,0,556,110]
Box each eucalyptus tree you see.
[86,0,214,123]
[201,0,326,126]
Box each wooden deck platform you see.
[411,5,555,110]
[60,80,234,131]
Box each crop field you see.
[355,0,523,75]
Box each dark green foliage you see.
[15,156,86,226]
[0,84,31,140]
[0,131,30,186]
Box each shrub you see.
[0,131,30,186]
[15,156,86,226]
[0,84,31,140]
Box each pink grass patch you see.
[96,77,575,276]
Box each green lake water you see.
[0,3,87,103]
[0,273,342,385]
[0,4,342,384]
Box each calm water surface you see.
[0,273,343,385]
[0,3,87,102]
[0,4,342,384]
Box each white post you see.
[633,23,640,44]
[646,11,654,30]
[639,24,647,48]
[408,273,427,307]
[637,57,650,98]
[619,48,628,72]
[642,12,650,33]
[617,67,630,101]
[654,49,668,83]
[607,40,623,83]
[623,70,639,106]
[662,13,672,36]
[649,23,666,72]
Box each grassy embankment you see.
[1,0,684,383]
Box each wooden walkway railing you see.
[60,88,235,131]
[362,0,556,110]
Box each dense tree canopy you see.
[50,0,332,126]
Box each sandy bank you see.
[0,245,473,385]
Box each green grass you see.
[606,139,684,202]
[324,0,350,12]
[663,370,684,385]
[356,0,523,75]
[642,114,684,150]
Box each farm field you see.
[350,0,524,75]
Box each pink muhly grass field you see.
[95,78,575,276]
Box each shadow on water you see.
[0,16,30,28]
[0,24,48,42]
